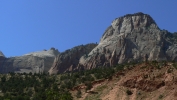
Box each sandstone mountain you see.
[0,48,59,73]
[48,12,177,74]
[48,43,97,74]
[0,43,97,74]
[1,12,177,74]
[77,12,177,71]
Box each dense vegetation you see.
[0,63,126,100]
[0,73,72,100]
[0,61,177,100]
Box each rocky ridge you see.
[49,12,177,74]
[1,12,177,74]
[0,48,59,73]
[77,12,177,71]
[48,43,97,74]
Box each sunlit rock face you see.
[78,12,177,70]
[0,48,60,74]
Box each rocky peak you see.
[49,47,60,56]
[78,12,177,70]
[24,48,60,58]
[50,47,58,52]
[101,12,158,43]
[1,12,177,74]
[112,12,156,28]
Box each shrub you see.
[173,62,177,69]
[167,68,173,73]
[76,90,82,98]
[85,82,93,92]
[159,94,163,99]
[126,89,133,95]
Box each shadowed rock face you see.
[48,43,97,75]
[78,12,177,70]
[0,48,59,74]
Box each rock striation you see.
[48,43,97,74]
[78,12,177,70]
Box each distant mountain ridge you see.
[0,44,97,74]
[0,48,60,73]
[0,12,177,74]
[49,12,177,74]
[23,47,59,57]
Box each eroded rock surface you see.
[0,48,59,73]
[49,43,97,74]
[78,12,177,70]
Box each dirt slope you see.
[71,62,177,100]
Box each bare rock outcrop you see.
[48,43,97,74]
[78,12,177,70]
[0,48,59,73]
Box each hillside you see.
[0,12,177,100]
[70,61,177,100]
[1,61,177,100]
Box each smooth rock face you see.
[48,43,97,74]
[0,48,59,73]
[78,12,177,70]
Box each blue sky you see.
[0,1,177,57]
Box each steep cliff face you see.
[48,43,97,74]
[78,12,177,70]
[0,48,59,73]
